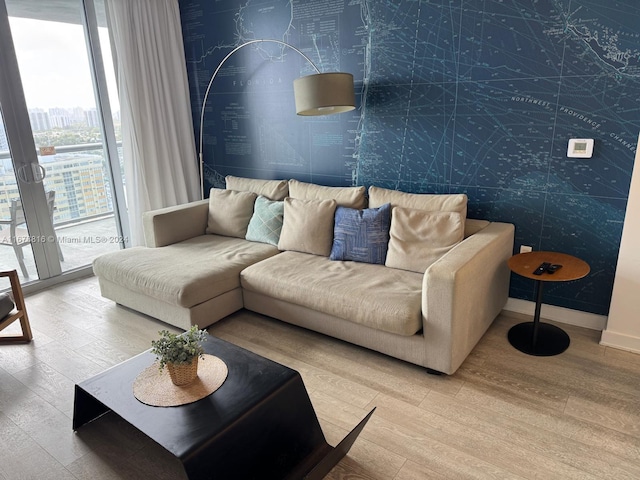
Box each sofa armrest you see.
[422,222,515,374]
[142,199,210,247]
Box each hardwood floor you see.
[1,275,639,479]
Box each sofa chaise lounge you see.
[93,177,514,374]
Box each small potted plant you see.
[150,325,208,386]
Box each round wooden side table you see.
[507,251,590,356]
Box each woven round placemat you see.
[133,354,228,407]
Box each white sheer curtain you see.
[106,0,199,245]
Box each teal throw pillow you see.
[330,203,391,264]
[245,195,284,246]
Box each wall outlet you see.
[520,245,533,253]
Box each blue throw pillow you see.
[330,203,391,264]
[245,196,284,246]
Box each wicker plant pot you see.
[167,357,199,386]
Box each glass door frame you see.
[83,0,130,250]
[0,0,59,279]
[0,0,128,288]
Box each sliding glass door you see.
[0,105,50,280]
[0,0,127,285]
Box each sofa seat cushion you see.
[241,251,423,336]
[93,235,279,308]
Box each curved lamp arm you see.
[198,39,355,199]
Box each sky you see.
[8,16,119,112]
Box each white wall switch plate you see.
[567,138,594,158]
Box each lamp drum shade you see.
[293,72,356,116]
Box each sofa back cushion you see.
[464,218,490,238]
[385,206,464,273]
[368,185,467,218]
[278,197,337,256]
[225,175,289,200]
[245,196,284,246]
[206,188,257,238]
[289,179,366,209]
[329,203,391,265]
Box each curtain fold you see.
[106,0,199,245]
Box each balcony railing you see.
[0,141,124,284]
[1,141,122,159]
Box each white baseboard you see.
[503,297,607,331]
[504,298,640,354]
[599,329,640,354]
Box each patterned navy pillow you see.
[330,203,391,264]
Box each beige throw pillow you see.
[289,179,366,208]
[368,185,467,218]
[206,188,257,238]
[385,206,464,273]
[225,175,289,200]
[278,197,337,256]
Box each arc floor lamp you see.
[198,39,356,199]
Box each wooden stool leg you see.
[0,270,32,343]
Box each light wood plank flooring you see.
[1,275,639,479]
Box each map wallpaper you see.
[179,0,640,316]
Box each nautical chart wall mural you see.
[179,0,640,316]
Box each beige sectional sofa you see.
[93,177,514,374]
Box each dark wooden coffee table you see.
[73,334,373,479]
[507,251,590,356]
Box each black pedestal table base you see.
[508,321,570,356]
[507,278,570,356]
